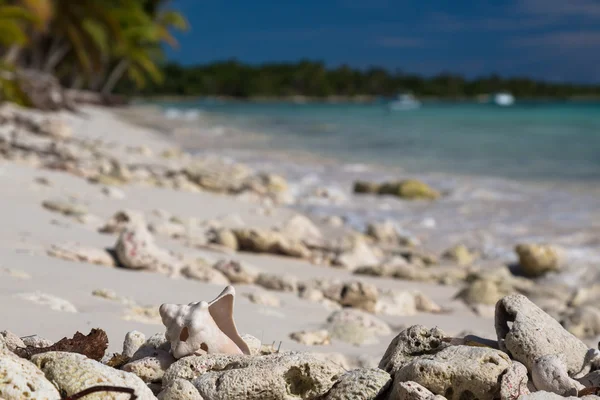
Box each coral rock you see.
[321,368,391,400]
[115,223,181,275]
[532,354,584,396]
[123,331,146,358]
[379,325,448,375]
[245,291,281,307]
[442,244,475,266]
[515,244,561,277]
[181,261,230,285]
[233,228,311,258]
[338,281,379,312]
[32,351,155,399]
[158,379,204,400]
[395,345,511,400]
[500,361,530,400]
[376,290,418,316]
[0,347,61,400]
[495,294,589,375]
[289,330,331,346]
[327,308,391,346]
[392,381,447,400]
[256,273,298,292]
[192,352,344,400]
[99,209,145,234]
[213,259,259,284]
[47,243,115,267]
[122,351,176,383]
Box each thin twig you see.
[64,385,137,400]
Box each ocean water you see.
[156,100,600,274]
[164,100,600,183]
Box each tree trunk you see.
[43,41,71,73]
[101,59,129,95]
[3,45,22,64]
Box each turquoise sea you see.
[165,100,600,183]
[157,99,600,271]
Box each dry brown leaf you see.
[14,328,108,361]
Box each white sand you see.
[0,106,495,360]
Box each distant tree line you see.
[118,59,600,99]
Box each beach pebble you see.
[376,290,418,316]
[32,351,155,400]
[39,118,72,139]
[532,354,584,396]
[327,308,391,346]
[515,243,561,277]
[158,379,203,400]
[496,294,590,375]
[115,223,182,275]
[414,292,444,313]
[233,228,311,258]
[99,209,145,234]
[181,261,230,285]
[16,291,77,313]
[0,330,25,352]
[245,291,281,307]
[560,305,600,339]
[289,330,331,346]
[456,267,529,306]
[500,361,531,400]
[256,272,298,292]
[213,259,259,284]
[148,220,187,238]
[395,345,511,400]
[385,179,441,200]
[337,281,378,312]
[442,244,475,266]
[0,347,61,400]
[279,214,322,241]
[366,220,411,246]
[41,199,87,217]
[47,242,116,267]
[379,325,448,375]
[321,368,391,400]
[129,333,171,362]
[123,330,146,358]
[333,239,380,270]
[210,228,239,250]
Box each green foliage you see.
[0,0,188,97]
[128,60,600,99]
[0,63,31,106]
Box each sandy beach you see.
[2,103,600,399]
[0,105,494,356]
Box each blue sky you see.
[166,0,600,82]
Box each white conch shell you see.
[159,285,251,359]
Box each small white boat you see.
[493,92,515,107]
[388,93,421,111]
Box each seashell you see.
[159,286,250,359]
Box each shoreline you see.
[2,102,600,398]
